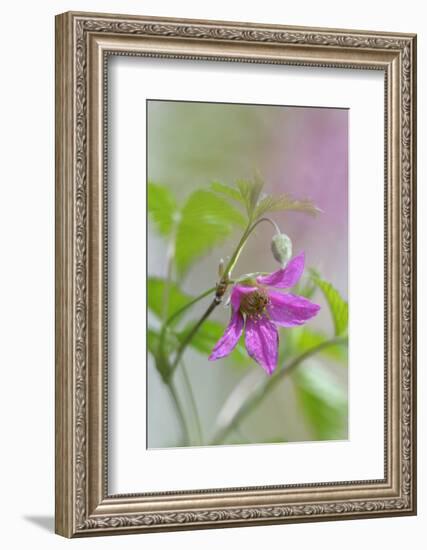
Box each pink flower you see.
[208,252,320,375]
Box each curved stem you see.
[222,217,279,279]
[167,379,191,446]
[160,286,215,443]
[250,216,281,236]
[210,336,348,445]
[164,286,217,328]
[157,231,191,446]
[221,224,251,280]
[169,298,218,378]
[181,360,203,445]
[158,286,217,366]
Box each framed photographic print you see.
[55,11,417,537]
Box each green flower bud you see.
[271,233,292,267]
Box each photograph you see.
[147,100,349,449]
[53,10,416,538]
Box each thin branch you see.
[169,298,219,378]
[164,286,217,328]
[222,217,279,279]
[181,360,204,445]
[210,336,348,445]
[167,379,191,446]
[158,286,217,369]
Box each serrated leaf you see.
[147,277,192,321]
[147,181,178,236]
[210,181,244,204]
[294,364,348,440]
[312,275,348,336]
[235,176,265,218]
[254,193,320,219]
[178,319,247,363]
[175,190,246,276]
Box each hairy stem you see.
[210,336,348,445]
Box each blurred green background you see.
[147,100,348,448]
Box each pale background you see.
[146,100,349,448]
[0,0,424,549]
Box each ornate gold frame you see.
[55,11,417,537]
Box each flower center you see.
[240,289,269,319]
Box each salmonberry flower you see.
[208,252,320,375]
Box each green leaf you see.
[178,319,247,362]
[235,176,265,218]
[147,328,160,356]
[254,193,320,219]
[147,181,178,236]
[148,327,179,361]
[312,274,348,336]
[175,190,246,276]
[212,176,319,223]
[147,328,172,380]
[147,277,192,321]
[210,181,244,204]
[294,364,348,440]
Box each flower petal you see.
[230,284,257,310]
[244,316,278,375]
[208,310,244,361]
[256,252,305,289]
[267,291,320,327]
